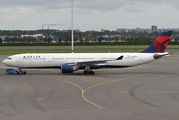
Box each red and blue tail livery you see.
[141,31,173,53]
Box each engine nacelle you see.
[61,65,78,73]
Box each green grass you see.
[0,45,178,55]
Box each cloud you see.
[0,6,33,21]
[123,2,146,13]
[0,0,171,13]
[1,0,179,30]
[164,0,179,10]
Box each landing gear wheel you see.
[89,70,95,75]
[84,70,90,75]
[84,70,95,75]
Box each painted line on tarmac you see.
[84,67,179,92]
[83,67,179,107]
[37,67,179,109]
[37,76,103,109]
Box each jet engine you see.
[61,65,78,73]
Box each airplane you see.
[3,30,173,75]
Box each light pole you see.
[71,0,74,53]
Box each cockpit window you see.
[7,58,11,60]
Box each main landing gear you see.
[84,70,95,75]
[83,65,95,75]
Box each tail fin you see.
[141,31,173,53]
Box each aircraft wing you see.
[65,59,113,66]
[65,55,124,66]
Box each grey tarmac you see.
[0,52,179,120]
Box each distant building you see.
[172,28,179,32]
[101,29,105,32]
[100,35,109,38]
[20,34,44,38]
[161,28,172,32]
[75,29,80,32]
[116,28,127,32]
[0,36,6,40]
[152,25,158,32]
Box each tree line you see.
[2,36,158,43]
[0,29,179,45]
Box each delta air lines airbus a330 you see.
[3,31,173,75]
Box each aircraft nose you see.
[3,59,7,64]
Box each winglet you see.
[141,31,173,53]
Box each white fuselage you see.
[3,53,158,69]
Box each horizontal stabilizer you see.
[153,52,169,59]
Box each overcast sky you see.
[0,0,179,31]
